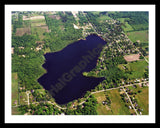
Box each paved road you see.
[77,81,148,108]
[13,81,148,111]
[122,87,139,115]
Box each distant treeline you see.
[108,11,149,31]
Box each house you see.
[11,47,14,54]
[102,101,107,105]
[73,24,79,29]
[31,89,34,93]
[61,113,65,115]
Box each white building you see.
[73,24,79,29]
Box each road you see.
[74,81,148,108]
[122,87,139,115]
[82,11,99,35]
[12,80,148,113]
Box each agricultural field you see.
[117,18,134,32]
[97,15,112,23]
[23,15,45,20]
[19,92,28,105]
[14,14,50,39]
[134,87,149,115]
[124,54,140,62]
[118,60,148,79]
[94,85,149,115]
[127,30,149,44]
[15,27,31,36]
[12,73,19,106]
[94,90,131,115]
[12,72,21,115]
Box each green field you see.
[127,60,148,79]
[127,30,148,44]
[12,73,19,106]
[94,90,130,115]
[117,18,134,32]
[118,60,148,79]
[97,15,111,23]
[12,73,21,115]
[19,92,28,105]
[135,87,149,115]
[12,107,21,115]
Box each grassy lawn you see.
[107,90,130,115]
[36,89,46,95]
[135,87,149,115]
[126,60,148,79]
[94,90,130,115]
[125,85,149,115]
[12,107,21,115]
[43,47,51,54]
[31,27,46,40]
[30,19,46,27]
[122,22,134,32]
[19,92,28,105]
[12,73,19,106]
[97,15,111,23]
[127,30,148,44]
[93,92,112,115]
[117,18,134,32]
[12,73,22,115]
[118,60,148,79]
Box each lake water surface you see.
[38,34,107,105]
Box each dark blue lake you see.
[38,34,107,105]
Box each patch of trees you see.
[44,13,82,52]
[85,12,123,37]
[77,12,88,26]
[12,13,23,34]
[12,35,45,90]
[97,56,127,83]
[108,12,148,31]
[31,103,61,115]
[65,95,98,115]
[18,102,62,115]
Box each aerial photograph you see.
[11,10,149,116]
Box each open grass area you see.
[12,73,19,106]
[122,22,134,32]
[94,90,130,115]
[16,27,31,36]
[126,60,148,79]
[97,15,111,23]
[31,27,47,40]
[127,30,148,44]
[93,92,112,115]
[117,18,134,32]
[19,92,28,105]
[12,107,21,115]
[12,73,21,115]
[31,20,46,27]
[135,87,149,115]
[107,90,130,115]
[118,60,148,79]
